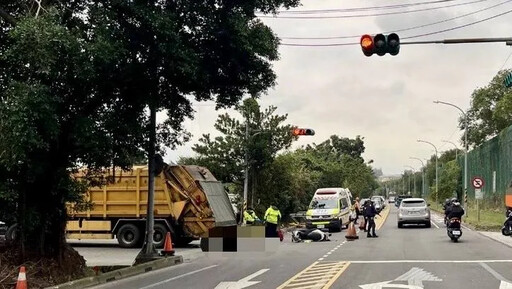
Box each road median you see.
[45,255,183,289]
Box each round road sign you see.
[472,177,484,189]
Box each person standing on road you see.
[353,197,361,225]
[264,204,281,238]
[362,200,371,232]
[364,200,381,238]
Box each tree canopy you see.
[463,69,512,147]
[0,0,300,271]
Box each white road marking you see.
[318,258,324,261]
[395,267,442,287]
[323,255,328,258]
[350,260,512,264]
[140,265,218,289]
[214,269,269,289]
[431,221,440,229]
[479,262,512,283]
[326,252,332,255]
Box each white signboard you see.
[475,188,484,200]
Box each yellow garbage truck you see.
[66,164,237,248]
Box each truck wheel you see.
[153,224,168,248]
[117,224,140,248]
[5,224,19,243]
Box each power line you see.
[280,0,511,40]
[499,50,512,70]
[260,0,488,19]
[280,8,512,46]
[402,8,512,39]
[271,0,457,14]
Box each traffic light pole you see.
[401,37,512,45]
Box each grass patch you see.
[428,200,504,231]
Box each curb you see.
[478,232,512,249]
[45,255,183,289]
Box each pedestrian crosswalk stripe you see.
[276,261,350,289]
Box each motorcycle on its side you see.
[501,208,512,236]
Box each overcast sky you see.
[165,0,512,176]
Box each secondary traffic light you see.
[360,33,400,57]
[292,128,315,136]
[505,72,512,88]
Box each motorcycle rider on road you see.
[444,197,458,222]
[447,200,465,220]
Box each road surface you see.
[71,239,203,266]
[88,205,512,289]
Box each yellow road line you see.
[323,262,350,289]
[376,205,391,230]
[277,261,350,289]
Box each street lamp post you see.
[410,157,426,197]
[418,140,439,203]
[434,100,469,215]
[405,165,417,196]
[442,140,459,159]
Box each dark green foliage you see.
[0,0,299,263]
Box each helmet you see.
[452,201,461,206]
[450,197,458,203]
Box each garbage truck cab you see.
[305,188,353,232]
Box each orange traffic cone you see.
[345,222,359,241]
[161,232,175,256]
[359,219,366,231]
[15,266,27,289]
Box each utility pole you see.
[243,115,250,216]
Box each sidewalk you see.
[479,231,512,248]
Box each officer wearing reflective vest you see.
[264,204,281,238]
[244,208,260,225]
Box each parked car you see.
[373,198,384,213]
[397,198,431,228]
[388,196,396,203]
[372,196,386,209]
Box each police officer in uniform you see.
[264,204,281,237]
[363,200,381,238]
[243,208,260,225]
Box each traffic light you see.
[505,72,512,88]
[292,128,315,136]
[360,33,400,57]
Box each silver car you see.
[397,198,431,228]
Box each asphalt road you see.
[88,205,512,289]
[71,239,203,266]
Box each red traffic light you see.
[292,128,315,136]
[360,34,374,57]
[360,33,400,57]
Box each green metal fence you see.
[458,125,512,202]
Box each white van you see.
[305,188,353,232]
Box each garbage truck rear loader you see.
[66,164,237,248]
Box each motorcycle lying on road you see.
[447,217,462,242]
[501,208,512,236]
